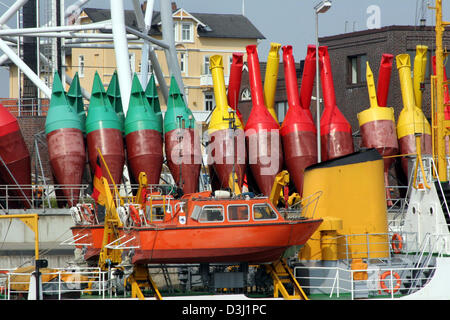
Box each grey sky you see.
[0,0,448,98]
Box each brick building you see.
[317,25,450,135]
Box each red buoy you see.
[227,52,245,126]
[280,45,317,196]
[0,104,31,208]
[244,45,283,196]
[319,46,354,161]
[299,45,317,122]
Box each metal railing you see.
[0,266,119,300]
[0,98,51,117]
[294,263,437,300]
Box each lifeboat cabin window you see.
[227,204,249,221]
[198,205,224,223]
[253,204,278,220]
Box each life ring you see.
[379,271,401,294]
[129,204,141,226]
[391,233,403,254]
[81,204,94,224]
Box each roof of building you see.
[82,7,265,40]
[319,25,436,42]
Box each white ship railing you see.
[294,263,437,300]
[0,266,126,300]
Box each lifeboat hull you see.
[71,225,103,262]
[0,124,31,208]
[130,219,322,264]
[87,128,125,185]
[246,130,283,196]
[126,129,163,185]
[165,128,201,194]
[208,128,246,190]
[282,130,317,195]
[47,128,85,207]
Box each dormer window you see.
[181,22,193,42]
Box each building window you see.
[180,52,187,74]
[129,53,135,74]
[203,55,211,75]
[204,92,214,111]
[276,101,288,123]
[228,55,233,75]
[347,54,367,85]
[173,22,180,42]
[181,23,193,42]
[78,55,85,78]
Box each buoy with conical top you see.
[299,45,317,122]
[0,104,31,208]
[45,72,85,207]
[66,72,86,135]
[125,73,163,185]
[263,42,281,123]
[357,58,398,204]
[280,45,317,196]
[107,71,125,134]
[244,44,283,196]
[377,54,394,108]
[396,53,432,177]
[145,74,164,129]
[227,52,244,125]
[319,46,354,161]
[413,45,428,110]
[164,76,201,194]
[86,72,125,185]
[208,55,246,192]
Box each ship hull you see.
[165,128,201,194]
[130,219,322,264]
[87,128,125,185]
[47,128,85,207]
[71,225,103,262]
[126,129,163,185]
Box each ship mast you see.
[434,0,449,181]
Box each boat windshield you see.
[253,204,278,220]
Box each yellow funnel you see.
[263,42,281,123]
[208,55,243,133]
[299,149,389,261]
[396,53,431,139]
[357,62,396,126]
[413,45,428,110]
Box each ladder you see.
[265,258,308,300]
